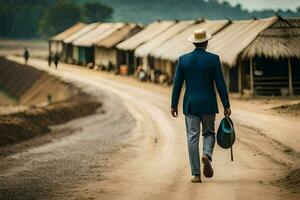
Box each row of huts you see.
[49,16,300,96]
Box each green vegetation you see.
[39,1,83,37]
[81,0,300,23]
[82,2,113,23]
[0,0,299,38]
[0,0,113,38]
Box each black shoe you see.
[202,155,214,178]
[191,175,202,183]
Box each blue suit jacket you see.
[171,48,230,116]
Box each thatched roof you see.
[134,21,194,57]
[116,20,176,51]
[95,24,143,48]
[63,23,99,44]
[207,17,278,67]
[73,23,125,47]
[157,20,229,61]
[241,18,300,60]
[149,20,203,58]
[50,23,86,42]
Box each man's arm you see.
[171,57,184,117]
[213,56,231,115]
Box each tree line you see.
[0,0,113,38]
[95,0,300,24]
[0,0,299,39]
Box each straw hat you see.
[188,29,212,43]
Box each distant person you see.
[171,29,231,183]
[48,52,52,67]
[54,53,59,69]
[23,48,29,65]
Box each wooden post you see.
[48,41,51,54]
[125,51,129,66]
[250,58,254,96]
[160,59,164,72]
[238,61,243,95]
[133,57,137,69]
[288,58,293,96]
[143,56,148,71]
[56,42,59,54]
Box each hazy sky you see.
[220,0,300,11]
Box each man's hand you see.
[224,107,231,116]
[171,108,178,117]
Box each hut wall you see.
[94,47,101,66]
[57,42,63,54]
[252,56,289,96]
[49,41,55,53]
[165,61,175,80]
[242,60,251,90]
[95,47,117,67]
[229,66,239,92]
[153,58,162,70]
[73,46,79,64]
[61,44,67,61]
[78,47,85,65]
[148,56,155,70]
[77,47,95,66]
[86,47,95,65]
[116,50,130,71]
[49,41,63,54]
[65,43,74,63]
[141,56,155,76]
[142,56,148,72]
[116,50,125,66]
[292,58,300,95]
[127,51,136,74]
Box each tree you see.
[235,3,242,10]
[0,1,50,38]
[39,0,82,36]
[82,2,113,23]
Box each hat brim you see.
[188,34,212,43]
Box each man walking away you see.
[23,48,29,65]
[54,53,59,69]
[171,29,231,183]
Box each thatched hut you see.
[240,18,300,96]
[116,20,176,75]
[72,23,125,65]
[62,23,99,64]
[206,16,300,96]
[150,19,230,83]
[134,20,194,81]
[206,17,277,94]
[49,23,86,58]
[94,24,143,72]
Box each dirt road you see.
[1,57,299,200]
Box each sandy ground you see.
[0,56,299,200]
[0,58,102,148]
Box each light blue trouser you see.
[185,114,216,176]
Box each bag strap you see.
[225,116,233,129]
[226,116,234,161]
[231,146,234,161]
